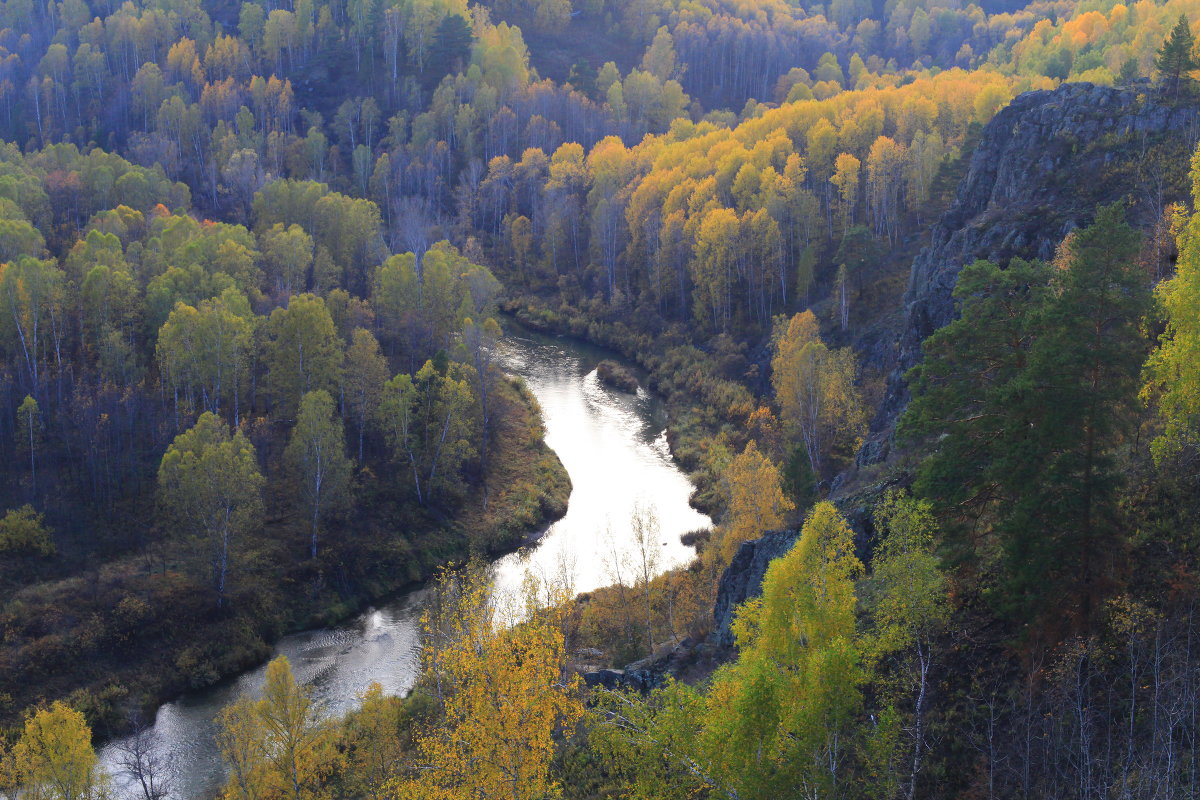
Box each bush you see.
[596,360,639,393]
[0,506,55,557]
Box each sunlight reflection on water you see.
[99,330,710,800]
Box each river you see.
[98,329,711,800]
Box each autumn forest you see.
[3,0,1200,795]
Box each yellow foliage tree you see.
[830,152,861,235]
[771,310,867,475]
[342,684,405,800]
[394,568,583,800]
[258,657,337,799]
[216,657,337,800]
[719,440,794,565]
[217,696,271,800]
[11,702,105,800]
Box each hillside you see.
[4,0,1200,796]
[853,80,1200,468]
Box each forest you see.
[2,0,1200,793]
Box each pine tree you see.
[901,206,1150,630]
[427,15,473,85]
[1156,14,1197,96]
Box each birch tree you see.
[285,390,353,559]
[770,311,866,475]
[378,360,477,505]
[158,412,264,606]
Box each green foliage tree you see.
[866,492,949,800]
[373,242,500,370]
[780,444,816,513]
[707,501,865,799]
[285,390,353,559]
[262,293,343,420]
[593,502,866,800]
[1145,146,1200,464]
[0,201,45,261]
[0,505,54,556]
[156,289,254,425]
[567,60,597,97]
[0,257,64,391]
[1156,14,1197,95]
[158,412,265,605]
[80,262,140,359]
[899,257,1048,570]
[902,205,1150,628]
[261,223,314,298]
[461,316,502,471]
[344,328,389,463]
[428,15,473,82]
[377,360,478,505]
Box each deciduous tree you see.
[394,568,582,800]
[771,311,866,475]
[866,492,949,800]
[258,657,336,800]
[262,293,343,420]
[0,504,54,556]
[378,360,477,505]
[344,328,388,463]
[719,441,793,565]
[593,503,866,800]
[158,412,264,605]
[1145,146,1200,464]
[16,395,41,494]
[217,658,335,800]
[12,702,104,800]
[285,390,353,559]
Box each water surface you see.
[99,330,711,799]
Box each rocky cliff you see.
[597,83,1200,676]
[859,81,1200,466]
[711,529,800,646]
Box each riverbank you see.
[0,376,569,741]
[93,331,711,800]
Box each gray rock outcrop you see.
[712,529,800,646]
[863,81,1200,464]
